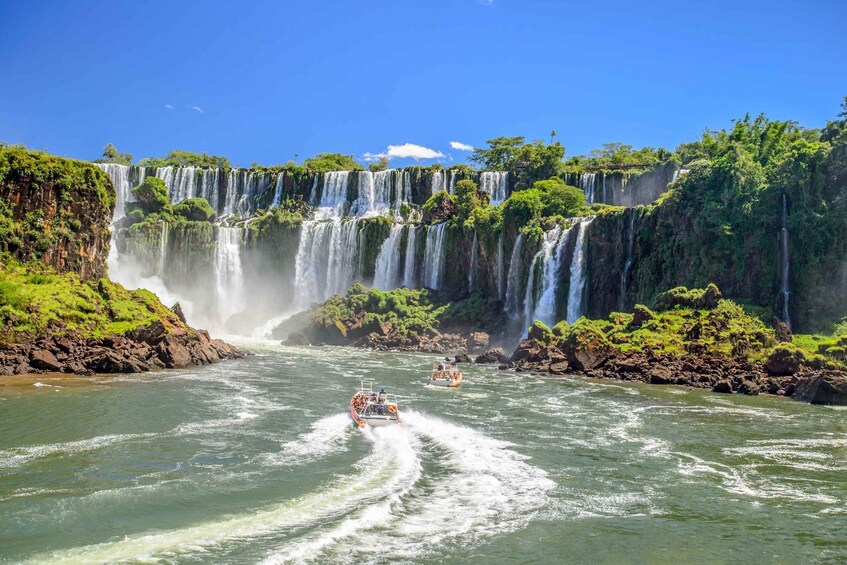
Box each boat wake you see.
[31,411,552,564]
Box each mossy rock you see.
[764,344,806,375]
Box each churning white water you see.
[315,171,350,220]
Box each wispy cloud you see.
[450,141,473,151]
[478,0,494,5]
[189,105,204,114]
[363,143,446,162]
[164,104,174,110]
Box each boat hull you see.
[430,376,462,388]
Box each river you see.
[1,343,845,563]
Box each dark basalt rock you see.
[475,348,510,364]
[30,349,63,372]
[792,373,847,405]
[454,353,471,363]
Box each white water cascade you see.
[157,221,169,278]
[566,218,592,323]
[95,163,146,221]
[480,172,509,205]
[353,170,408,217]
[780,194,791,329]
[523,226,569,329]
[448,170,458,194]
[468,231,479,291]
[213,227,246,326]
[293,220,360,309]
[422,223,448,289]
[315,172,351,219]
[373,224,405,290]
[402,225,417,288]
[504,233,525,318]
[580,173,597,205]
[271,172,285,207]
[431,170,447,195]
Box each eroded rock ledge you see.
[1,321,244,376]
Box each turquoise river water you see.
[0,342,845,563]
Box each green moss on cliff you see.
[0,259,188,345]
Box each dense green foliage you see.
[0,259,186,344]
[0,146,114,265]
[422,191,456,223]
[500,176,589,230]
[93,143,133,166]
[129,177,170,215]
[564,143,677,172]
[173,197,216,222]
[470,136,565,190]
[138,150,231,169]
[301,153,363,173]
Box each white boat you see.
[429,363,463,388]
[350,382,401,428]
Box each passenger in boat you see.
[378,388,386,404]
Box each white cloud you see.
[164,104,174,110]
[189,105,204,114]
[362,152,387,162]
[450,141,473,151]
[364,143,445,162]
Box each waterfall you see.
[566,218,592,323]
[431,170,446,195]
[422,223,448,289]
[619,213,636,310]
[95,163,146,221]
[373,224,404,290]
[354,170,399,217]
[496,233,505,301]
[271,172,285,207]
[480,172,508,205]
[601,173,606,203]
[402,225,417,288]
[308,174,320,205]
[157,221,169,278]
[293,220,360,308]
[504,233,525,318]
[214,227,245,325]
[523,226,569,329]
[468,231,478,291]
[671,168,690,183]
[580,173,596,205]
[402,171,412,211]
[315,171,350,219]
[780,194,791,329]
[448,170,457,194]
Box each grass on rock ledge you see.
[0,259,186,345]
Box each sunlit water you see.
[1,343,845,563]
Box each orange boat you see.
[350,382,401,428]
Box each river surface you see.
[1,343,845,563]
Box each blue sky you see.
[1,0,845,168]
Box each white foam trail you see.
[261,424,422,564]
[296,410,556,562]
[258,413,353,467]
[0,433,157,469]
[29,426,419,565]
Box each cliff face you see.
[0,147,114,280]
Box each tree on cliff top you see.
[94,143,133,166]
[138,150,230,169]
[470,136,565,190]
[454,179,489,219]
[302,153,363,173]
